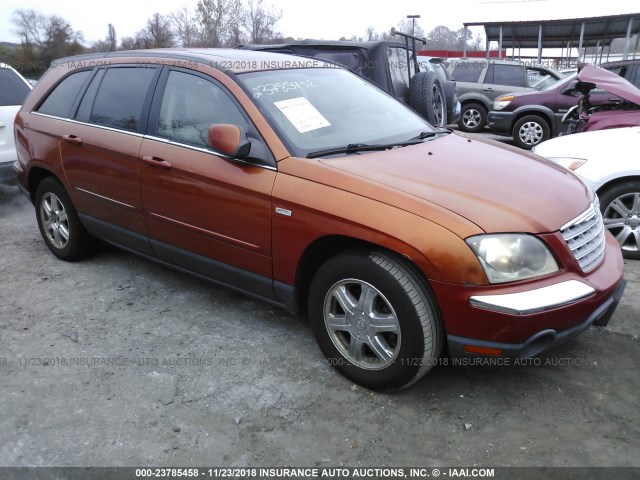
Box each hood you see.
[578,64,640,106]
[320,132,591,233]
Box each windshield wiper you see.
[306,130,451,159]
[412,129,451,140]
[307,142,415,159]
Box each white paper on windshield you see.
[274,97,331,133]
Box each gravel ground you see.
[0,182,639,469]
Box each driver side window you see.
[158,70,248,148]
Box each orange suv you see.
[14,49,626,391]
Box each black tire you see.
[309,249,443,391]
[35,177,96,261]
[458,102,487,133]
[512,115,550,149]
[599,180,640,260]
[409,71,447,128]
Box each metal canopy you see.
[463,13,640,61]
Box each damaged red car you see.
[563,64,640,134]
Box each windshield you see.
[543,72,576,91]
[531,74,560,90]
[237,68,432,157]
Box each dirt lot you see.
[0,182,639,469]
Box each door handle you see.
[142,155,172,170]
[62,134,82,145]
[0,121,5,128]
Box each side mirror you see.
[208,124,251,158]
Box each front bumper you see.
[448,279,626,359]
[431,231,625,359]
[487,110,515,135]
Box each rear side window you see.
[451,62,483,83]
[487,64,524,87]
[87,67,157,132]
[36,70,91,118]
[0,67,31,106]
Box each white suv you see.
[0,63,32,182]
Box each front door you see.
[140,69,276,294]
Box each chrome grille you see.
[561,202,606,272]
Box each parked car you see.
[15,48,625,391]
[0,63,32,182]
[561,64,640,135]
[448,58,562,132]
[602,59,640,85]
[487,69,624,149]
[534,126,640,259]
[241,38,460,127]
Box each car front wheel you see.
[458,102,486,133]
[309,250,443,391]
[599,181,640,260]
[512,115,550,149]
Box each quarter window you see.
[36,70,91,116]
[88,67,157,132]
[157,70,248,148]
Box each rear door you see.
[482,63,528,101]
[139,68,277,293]
[60,66,161,240]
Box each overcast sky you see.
[0,0,638,45]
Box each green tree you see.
[245,0,282,44]
[426,25,456,49]
[136,13,175,49]
[170,7,200,47]
[11,9,84,76]
[396,18,425,40]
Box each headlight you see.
[493,95,514,111]
[545,157,587,171]
[466,234,559,284]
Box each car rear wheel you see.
[308,249,443,391]
[35,177,96,261]
[409,72,447,128]
[599,181,640,260]
[458,102,486,133]
[512,115,550,149]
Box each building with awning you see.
[463,13,640,64]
